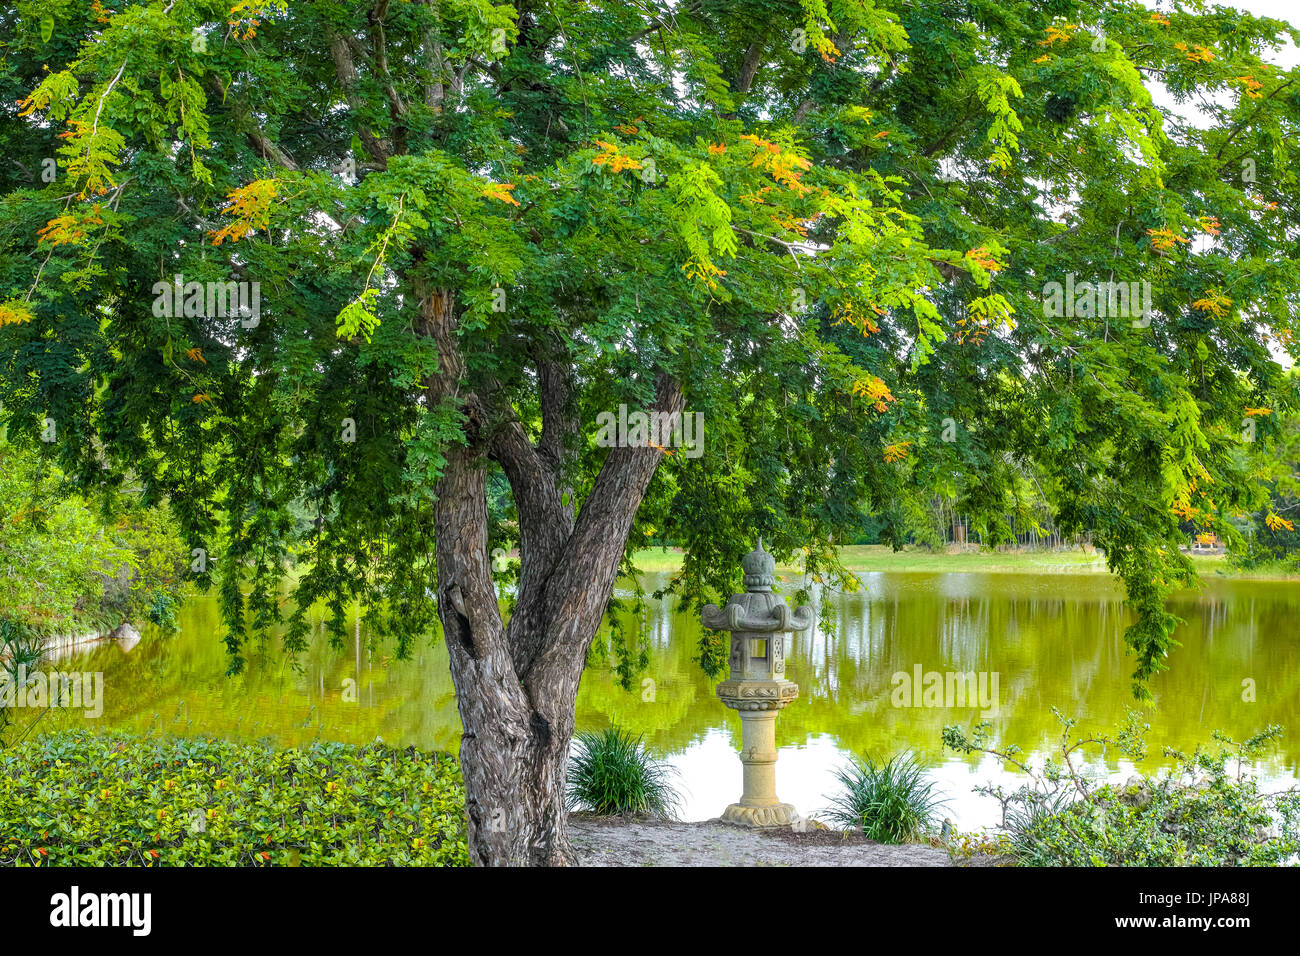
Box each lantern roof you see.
[700,540,814,634]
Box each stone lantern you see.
[701,540,813,827]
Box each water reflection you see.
[35,570,1300,829]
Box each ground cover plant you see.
[0,731,469,866]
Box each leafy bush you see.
[944,711,1300,866]
[0,732,469,866]
[822,753,946,843]
[567,728,680,818]
[0,437,187,638]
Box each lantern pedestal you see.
[717,685,799,827]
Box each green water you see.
[36,570,1300,828]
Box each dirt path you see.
[569,817,967,867]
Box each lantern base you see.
[720,802,798,828]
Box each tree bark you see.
[434,441,574,866]
[419,283,683,865]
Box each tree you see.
[2,0,1297,865]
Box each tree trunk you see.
[455,668,575,866]
[419,283,684,865]
[432,443,577,866]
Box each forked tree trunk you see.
[432,447,577,865]
[433,435,675,865]
[421,284,683,865]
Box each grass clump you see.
[567,727,680,818]
[822,753,946,843]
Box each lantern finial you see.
[741,539,776,592]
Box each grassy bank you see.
[0,732,469,867]
[627,545,1300,580]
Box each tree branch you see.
[329,30,391,167]
[538,359,577,478]
[518,374,683,685]
[204,75,299,172]
[734,40,765,96]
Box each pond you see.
[33,568,1300,830]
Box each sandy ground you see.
[569,816,984,867]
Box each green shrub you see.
[822,754,946,843]
[0,437,188,639]
[944,711,1300,866]
[0,731,469,866]
[567,728,680,817]
[1006,775,1300,866]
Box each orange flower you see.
[1191,290,1232,318]
[883,441,912,464]
[1146,228,1189,253]
[1175,42,1216,63]
[965,246,1003,272]
[681,257,726,291]
[37,207,105,247]
[592,140,642,173]
[481,182,520,206]
[209,179,277,246]
[0,301,34,326]
[739,133,782,154]
[1039,24,1074,47]
[739,135,811,192]
[851,375,895,411]
[832,301,883,336]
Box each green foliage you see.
[566,727,680,818]
[822,753,946,843]
[1229,396,1300,569]
[1,0,1298,702]
[0,732,469,867]
[944,713,1300,866]
[0,617,43,745]
[0,436,187,637]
